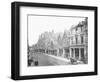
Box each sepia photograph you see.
[27,14,88,67]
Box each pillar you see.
[70,48,72,58]
[79,48,81,60]
[62,48,64,57]
[57,49,59,56]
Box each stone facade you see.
[69,18,88,63]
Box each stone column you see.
[70,48,72,58]
[79,48,81,60]
[57,49,59,56]
[62,48,65,58]
[84,47,86,60]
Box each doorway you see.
[75,48,79,60]
[81,48,84,60]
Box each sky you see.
[28,15,85,46]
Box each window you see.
[76,28,78,31]
[81,36,84,44]
[76,36,78,44]
[81,27,82,32]
[71,37,73,44]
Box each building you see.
[69,18,88,63]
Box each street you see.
[37,53,54,66]
[29,52,71,66]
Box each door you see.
[71,48,74,58]
[81,48,84,60]
[75,48,79,60]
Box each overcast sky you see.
[28,15,85,46]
